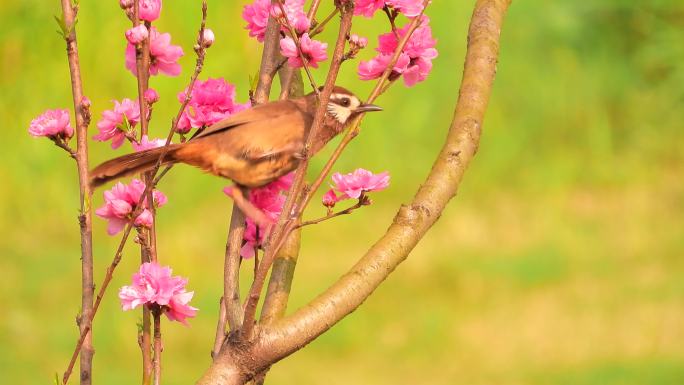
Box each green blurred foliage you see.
[2,1,684,384]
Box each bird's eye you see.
[340,98,351,107]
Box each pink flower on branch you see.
[126,27,184,77]
[95,179,167,235]
[125,24,148,44]
[242,0,270,42]
[119,262,198,325]
[355,0,428,18]
[331,168,390,200]
[358,17,437,86]
[322,189,339,208]
[28,108,73,139]
[354,0,386,18]
[280,33,328,69]
[243,0,310,42]
[144,88,159,104]
[93,98,141,149]
[138,0,162,22]
[386,0,429,17]
[272,0,310,34]
[176,77,250,133]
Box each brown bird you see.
[90,86,381,221]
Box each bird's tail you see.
[90,144,182,189]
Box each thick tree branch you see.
[197,0,511,383]
[57,1,94,384]
[259,227,301,325]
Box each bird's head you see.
[324,86,383,125]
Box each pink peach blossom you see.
[95,179,167,235]
[144,88,159,104]
[125,25,148,44]
[280,33,328,69]
[119,262,198,325]
[331,168,390,200]
[243,0,310,42]
[93,98,141,149]
[386,0,428,17]
[354,0,385,18]
[242,0,270,42]
[126,27,184,77]
[322,189,339,208]
[138,0,162,22]
[132,135,166,152]
[359,17,437,86]
[176,78,250,133]
[28,108,73,139]
[272,0,310,34]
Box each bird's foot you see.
[224,185,274,228]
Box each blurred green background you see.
[2,0,684,384]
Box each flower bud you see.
[201,29,215,48]
[144,88,159,104]
[81,96,92,109]
[119,0,134,9]
[125,25,149,45]
[349,34,368,49]
[322,189,338,208]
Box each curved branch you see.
[254,0,511,364]
[197,0,511,383]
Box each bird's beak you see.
[356,103,383,113]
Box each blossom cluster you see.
[95,179,168,235]
[355,0,428,18]
[323,168,390,208]
[119,262,198,324]
[177,78,250,133]
[242,0,436,86]
[359,16,437,87]
[224,173,294,259]
[243,0,328,69]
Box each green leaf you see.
[54,372,61,385]
[53,14,67,38]
[249,69,260,93]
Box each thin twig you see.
[62,4,209,383]
[309,8,340,38]
[307,0,323,20]
[50,137,77,159]
[57,0,94,384]
[153,310,162,385]
[295,200,367,229]
[211,297,228,359]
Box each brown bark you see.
[57,1,94,384]
[197,0,511,383]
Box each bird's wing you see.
[215,101,311,161]
[191,100,302,140]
